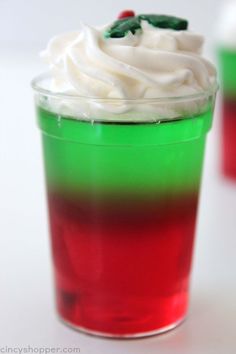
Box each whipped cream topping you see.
[39,20,217,120]
[218,1,236,49]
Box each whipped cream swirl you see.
[40,21,217,120]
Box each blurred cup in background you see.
[218,1,236,179]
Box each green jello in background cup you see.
[32,13,217,338]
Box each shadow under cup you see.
[32,76,216,338]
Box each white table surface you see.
[1,47,236,353]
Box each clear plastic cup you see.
[32,74,217,338]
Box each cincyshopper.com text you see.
[0,347,80,354]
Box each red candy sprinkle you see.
[118,10,135,19]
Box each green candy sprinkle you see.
[139,14,188,31]
[104,14,188,39]
[104,17,141,38]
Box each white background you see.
[1,0,236,353]
[0,0,222,48]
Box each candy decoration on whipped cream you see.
[105,13,188,38]
[118,10,135,19]
[139,14,188,30]
[104,17,141,38]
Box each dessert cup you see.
[32,75,216,337]
[218,48,236,179]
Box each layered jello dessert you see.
[32,12,217,337]
[218,2,236,179]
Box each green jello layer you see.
[37,106,213,196]
[218,47,236,97]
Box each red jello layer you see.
[47,191,198,335]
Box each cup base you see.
[58,315,186,339]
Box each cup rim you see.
[31,72,218,103]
